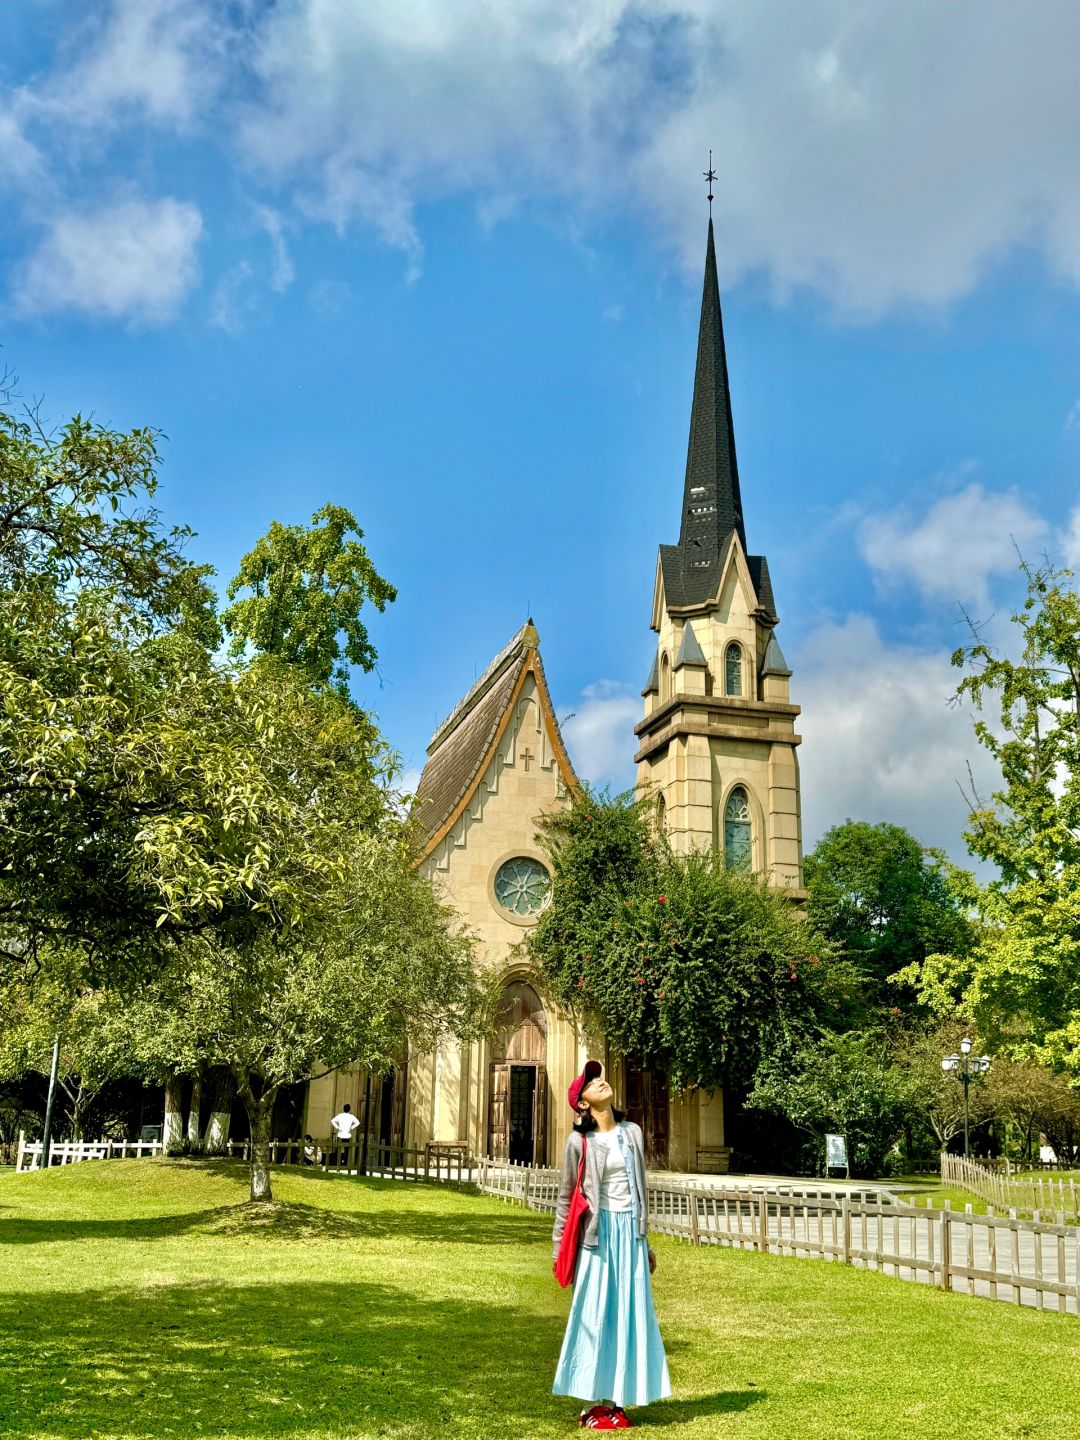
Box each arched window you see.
[660,653,671,702]
[656,792,667,834]
[725,642,743,697]
[724,787,752,870]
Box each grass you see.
[1,1161,1078,1440]
[892,1173,1079,1221]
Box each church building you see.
[304,218,804,1172]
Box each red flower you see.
[891,1006,900,1015]
[577,980,584,989]
[636,974,644,984]
[658,895,667,903]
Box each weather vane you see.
[704,149,716,218]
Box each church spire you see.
[677,218,746,565]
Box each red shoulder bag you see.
[554,1135,589,1288]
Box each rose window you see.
[494,857,551,916]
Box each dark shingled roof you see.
[674,620,706,668]
[761,631,792,677]
[411,621,576,851]
[412,625,533,847]
[658,221,776,621]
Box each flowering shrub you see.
[526,791,852,1092]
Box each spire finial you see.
[703,149,717,219]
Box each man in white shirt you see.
[330,1104,361,1143]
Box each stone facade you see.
[308,624,588,1168]
[636,539,803,886]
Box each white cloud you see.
[859,482,1047,610]
[17,198,203,324]
[7,4,1080,315]
[229,0,1080,312]
[253,205,294,294]
[796,615,991,862]
[35,0,223,131]
[561,681,640,789]
[0,107,44,189]
[208,260,255,335]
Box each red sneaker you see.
[609,1409,635,1428]
[579,1407,619,1430]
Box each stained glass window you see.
[494,857,551,916]
[725,642,742,697]
[724,787,752,871]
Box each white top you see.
[593,1129,634,1212]
[330,1111,361,1139]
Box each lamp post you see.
[941,1037,991,1159]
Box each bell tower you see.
[634,219,804,893]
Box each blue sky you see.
[3,2,1080,864]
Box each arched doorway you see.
[488,979,547,1165]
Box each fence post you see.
[15,1130,24,1173]
[840,1196,851,1266]
[523,1167,532,1209]
[938,1208,951,1291]
[758,1193,769,1254]
[690,1190,700,1246]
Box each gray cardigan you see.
[551,1119,650,1257]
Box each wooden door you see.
[488,1062,510,1160]
[508,1064,535,1164]
[391,1061,408,1147]
[625,1056,669,1166]
[532,1063,547,1166]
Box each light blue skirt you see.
[552,1210,672,1408]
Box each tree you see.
[527,791,852,1094]
[746,1032,911,1177]
[987,1059,1080,1166]
[901,561,1080,1080]
[222,503,396,696]
[805,821,974,1016]
[0,963,136,1138]
[0,402,222,978]
[893,1021,993,1152]
[123,828,492,1200]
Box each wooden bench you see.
[696,1146,732,1174]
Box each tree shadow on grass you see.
[0,1278,581,1439]
[0,1184,549,1248]
[0,1160,553,1250]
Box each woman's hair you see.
[573,1107,626,1135]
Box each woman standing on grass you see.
[551,1060,671,1430]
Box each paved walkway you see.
[684,1192,1079,1316]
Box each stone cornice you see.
[634,694,801,764]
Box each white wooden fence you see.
[942,1152,1080,1221]
[477,1159,1079,1318]
[13,1130,471,1183]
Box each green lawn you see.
[0,1161,1077,1440]
[892,1173,1079,1221]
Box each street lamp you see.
[941,1037,991,1159]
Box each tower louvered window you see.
[724,787,752,870]
[725,642,742,697]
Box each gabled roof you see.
[411,620,577,855]
[658,542,777,619]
